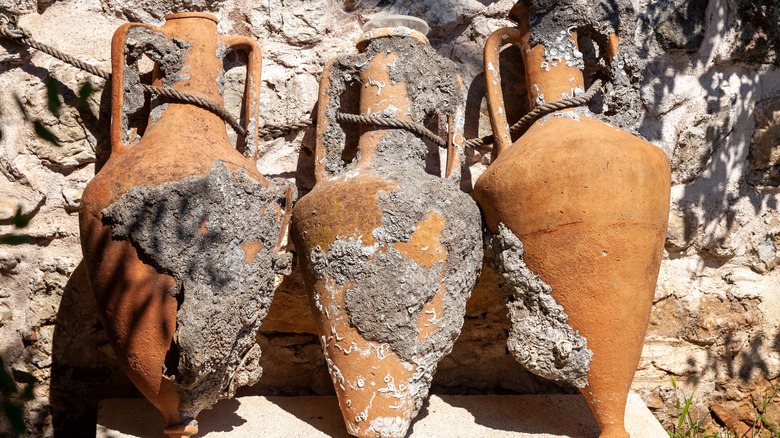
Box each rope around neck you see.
[0,15,249,136]
[0,14,603,148]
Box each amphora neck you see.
[354,17,430,167]
[513,8,586,111]
[147,13,228,139]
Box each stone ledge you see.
[97,392,667,437]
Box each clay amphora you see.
[472,6,671,438]
[79,13,290,437]
[291,16,482,438]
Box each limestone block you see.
[726,0,779,64]
[748,94,780,187]
[0,181,44,220]
[654,0,709,52]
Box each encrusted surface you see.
[523,0,645,130]
[319,35,464,179]
[488,223,592,388]
[121,27,191,145]
[102,161,289,418]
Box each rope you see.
[259,118,313,140]
[337,79,603,150]
[510,79,603,135]
[139,84,246,136]
[0,14,604,146]
[0,15,246,137]
[336,113,446,147]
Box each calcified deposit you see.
[0,0,779,436]
[291,27,483,436]
[102,162,290,418]
[489,224,592,387]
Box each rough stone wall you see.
[0,0,777,436]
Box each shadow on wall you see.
[639,0,780,264]
[636,0,780,429]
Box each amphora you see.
[79,13,290,437]
[472,5,671,438]
[291,16,482,438]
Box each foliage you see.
[667,376,721,438]
[0,357,35,436]
[666,377,780,438]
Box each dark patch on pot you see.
[488,223,591,388]
[102,161,290,419]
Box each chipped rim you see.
[357,15,429,50]
[165,12,219,23]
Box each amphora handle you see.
[483,26,525,157]
[111,25,264,160]
[314,56,351,183]
[485,5,620,158]
[110,22,163,156]
[315,56,466,184]
[220,35,264,159]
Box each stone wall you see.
[0,0,777,436]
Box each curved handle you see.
[110,22,162,156]
[483,26,524,157]
[444,74,466,181]
[220,35,263,159]
[605,32,619,63]
[314,56,346,183]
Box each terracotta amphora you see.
[472,6,671,438]
[79,13,291,437]
[291,16,482,438]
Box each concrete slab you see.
[97,393,667,437]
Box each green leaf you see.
[0,235,32,245]
[78,81,95,102]
[4,402,27,435]
[11,207,31,229]
[678,392,694,430]
[33,121,60,146]
[0,359,17,395]
[45,76,61,115]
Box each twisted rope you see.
[259,118,313,140]
[1,14,604,146]
[0,15,247,136]
[337,79,603,150]
[336,113,446,147]
[510,78,603,135]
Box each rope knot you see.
[0,14,29,40]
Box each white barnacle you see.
[366,76,386,96]
[331,325,346,341]
[540,61,550,72]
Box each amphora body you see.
[291,16,482,438]
[473,7,671,438]
[79,13,289,437]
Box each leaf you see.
[45,76,61,115]
[0,235,32,245]
[4,402,27,435]
[78,81,95,102]
[11,207,31,229]
[678,392,694,430]
[0,359,17,395]
[33,121,60,146]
